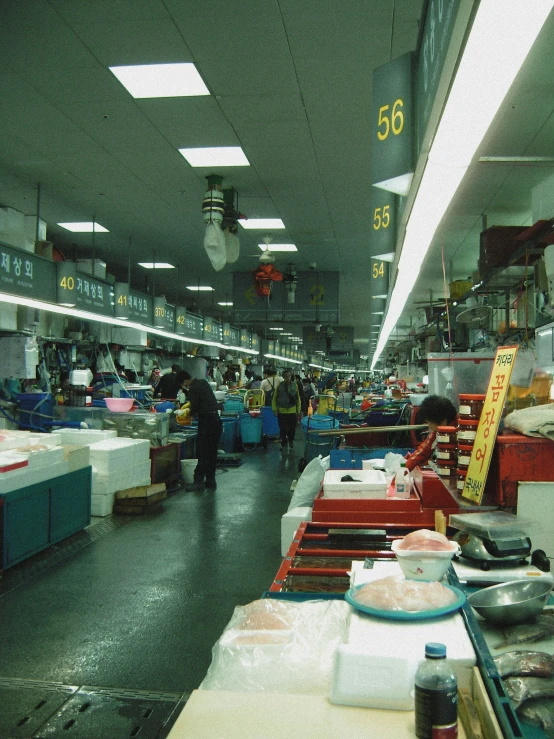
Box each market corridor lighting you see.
[109,63,209,98]
[218,301,233,306]
[240,219,285,230]
[138,263,175,269]
[186,286,214,291]
[258,243,297,252]
[179,147,250,167]
[372,0,554,368]
[58,222,109,233]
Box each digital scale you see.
[452,560,554,586]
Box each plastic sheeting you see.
[200,598,350,695]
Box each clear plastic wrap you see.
[352,575,457,612]
[199,598,350,694]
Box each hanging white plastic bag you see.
[384,452,405,476]
[204,222,226,271]
[288,454,330,511]
[224,227,240,263]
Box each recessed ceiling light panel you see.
[138,262,175,269]
[179,147,249,167]
[186,286,214,291]
[257,243,297,252]
[58,222,109,233]
[109,63,209,98]
[240,219,285,230]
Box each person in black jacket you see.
[176,371,222,491]
[154,364,182,399]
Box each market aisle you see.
[0,439,299,737]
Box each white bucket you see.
[181,459,198,483]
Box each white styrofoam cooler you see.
[281,506,312,556]
[323,469,387,499]
[52,429,117,445]
[331,606,476,710]
[89,438,150,474]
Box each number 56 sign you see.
[462,346,518,504]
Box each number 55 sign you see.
[372,52,415,197]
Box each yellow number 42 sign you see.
[462,345,518,504]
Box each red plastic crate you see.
[486,432,554,507]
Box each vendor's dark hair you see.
[416,395,457,425]
[176,370,192,385]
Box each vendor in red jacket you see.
[405,395,458,471]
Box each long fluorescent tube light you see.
[110,63,209,98]
[218,302,233,306]
[186,286,214,291]
[58,222,109,233]
[240,219,285,230]
[264,353,302,365]
[372,0,554,368]
[179,147,249,167]
[0,292,262,354]
[138,262,175,269]
[269,327,284,330]
[258,243,297,252]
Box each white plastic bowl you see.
[105,397,135,412]
[391,539,460,581]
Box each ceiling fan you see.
[247,235,278,263]
[455,296,492,325]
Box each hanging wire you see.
[440,234,454,359]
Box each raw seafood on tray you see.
[352,575,458,612]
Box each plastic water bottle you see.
[394,461,411,498]
[415,642,458,739]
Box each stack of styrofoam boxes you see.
[281,507,312,556]
[0,431,69,494]
[89,438,151,516]
[51,429,118,446]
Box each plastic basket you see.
[224,397,244,414]
[240,414,263,444]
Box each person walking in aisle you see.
[260,367,283,406]
[176,370,222,491]
[272,368,301,450]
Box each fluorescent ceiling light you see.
[138,262,175,269]
[258,243,297,252]
[269,327,284,330]
[186,286,214,291]
[58,222,108,233]
[240,219,285,230]
[109,63,209,98]
[372,311,385,315]
[372,0,553,369]
[218,301,233,306]
[179,147,249,167]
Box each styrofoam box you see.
[323,469,387,499]
[0,461,69,495]
[52,429,117,446]
[89,438,150,474]
[92,459,151,496]
[91,493,116,517]
[13,445,65,468]
[62,444,91,472]
[341,609,476,692]
[281,506,312,556]
[0,432,61,451]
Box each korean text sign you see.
[462,346,518,504]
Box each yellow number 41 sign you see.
[462,346,519,504]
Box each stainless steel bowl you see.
[467,580,552,626]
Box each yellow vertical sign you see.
[462,346,519,504]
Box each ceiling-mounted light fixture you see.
[202,174,226,271]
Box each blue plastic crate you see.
[329,446,414,469]
[224,397,245,414]
[16,393,54,432]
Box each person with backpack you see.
[261,367,283,406]
[272,369,301,450]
